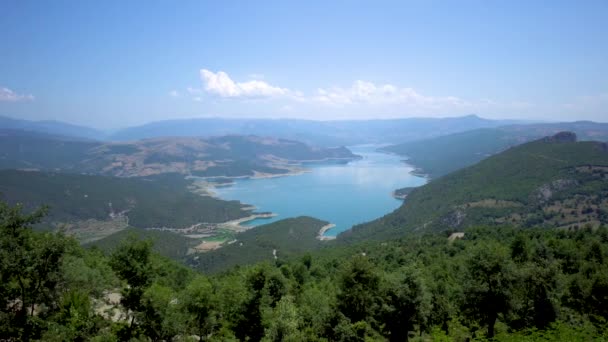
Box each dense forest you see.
[346,134,608,243]
[3,199,608,341]
[0,170,250,230]
[382,123,608,178]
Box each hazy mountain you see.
[0,129,357,178]
[0,115,106,140]
[341,132,608,242]
[383,121,608,178]
[109,115,520,146]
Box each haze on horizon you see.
[1,1,607,129]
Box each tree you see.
[181,276,217,341]
[234,265,269,342]
[336,256,380,324]
[109,235,153,336]
[510,233,530,263]
[0,201,71,341]
[263,295,302,342]
[380,268,430,341]
[139,283,179,341]
[462,242,515,338]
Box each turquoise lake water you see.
[213,145,427,237]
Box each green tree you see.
[462,242,515,338]
[0,202,71,341]
[263,295,302,342]
[109,236,153,337]
[139,283,179,341]
[380,268,430,341]
[181,276,217,341]
[336,256,380,324]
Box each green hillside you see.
[343,132,608,242]
[5,198,608,341]
[382,128,530,178]
[193,216,328,273]
[87,227,198,261]
[383,122,608,178]
[0,170,249,232]
[0,129,96,171]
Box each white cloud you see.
[185,69,608,122]
[0,87,34,102]
[200,69,290,98]
[168,90,180,97]
[314,80,469,109]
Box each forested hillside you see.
[344,132,608,243]
[0,170,250,242]
[193,216,329,273]
[383,121,608,178]
[3,200,608,341]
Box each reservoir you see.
[213,145,427,237]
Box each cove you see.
[213,145,427,237]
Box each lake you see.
[213,145,427,237]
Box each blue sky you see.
[1,0,607,128]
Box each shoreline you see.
[392,191,408,200]
[220,212,277,231]
[317,223,337,241]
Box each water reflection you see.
[214,145,426,236]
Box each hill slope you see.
[382,121,608,178]
[192,216,328,273]
[0,170,251,241]
[0,130,357,177]
[341,132,608,242]
[0,115,106,140]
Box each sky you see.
[1,0,607,129]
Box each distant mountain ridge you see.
[0,129,357,178]
[0,115,106,140]
[342,132,608,242]
[108,115,519,146]
[382,121,608,178]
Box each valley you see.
[2,117,608,341]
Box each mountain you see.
[0,170,251,242]
[383,121,608,178]
[0,129,357,178]
[0,115,106,140]
[341,132,608,242]
[0,129,98,171]
[77,135,358,178]
[109,115,517,146]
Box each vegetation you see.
[382,128,529,178]
[193,216,328,273]
[3,199,608,340]
[0,170,249,230]
[87,227,199,261]
[343,134,608,243]
[383,122,608,178]
[0,129,96,171]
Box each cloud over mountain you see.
[200,69,291,98]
